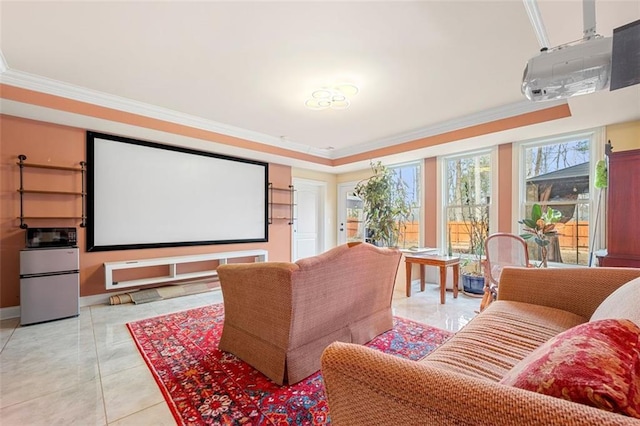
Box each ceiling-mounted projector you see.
[522,36,612,101]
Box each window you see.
[443,151,493,256]
[518,130,603,266]
[345,194,365,243]
[389,162,421,249]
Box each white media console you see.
[103,249,268,290]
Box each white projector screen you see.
[86,132,268,251]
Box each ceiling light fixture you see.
[305,83,359,110]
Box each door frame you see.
[292,178,327,261]
[337,181,365,245]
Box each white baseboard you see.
[0,306,21,321]
[1,286,221,320]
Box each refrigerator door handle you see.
[20,270,80,279]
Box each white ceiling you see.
[1,1,639,173]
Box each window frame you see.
[514,128,606,266]
[438,147,498,254]
[388,160,422,249]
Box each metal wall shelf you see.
[268,183,295,225]
[17,154,86,229]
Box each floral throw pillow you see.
[500,319,640,418]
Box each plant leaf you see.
[534,237,550,247]
[531,204,542,222]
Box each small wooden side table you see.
[405,254,460,304]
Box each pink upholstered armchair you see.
[217,243,401,385]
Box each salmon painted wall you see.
[422,157,438,248]
[497,143,513,233]
[0,114,292,309]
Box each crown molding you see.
[0,67,333,159]
[0,60,568,163]
[331,98,568,158]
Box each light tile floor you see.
[0,282,480,425]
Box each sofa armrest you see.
[497,267,640,319]
[217,262,299,345]
[321,342,639,426]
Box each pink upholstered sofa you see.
[322,267,640,425]
[217,243,401,385]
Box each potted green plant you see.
[519,203,561,267]
[354,161,413,247]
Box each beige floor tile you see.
[0,376,106,425]
[109,402,175,426]
[92,322,138,353]
[0,316,99,408]
[96,339,145,378]
[0,354,99,408]
[0,318,19,351]
[101,364,164,423]
[392,282,479,331]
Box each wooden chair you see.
[480,233,530,311]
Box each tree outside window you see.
[389,162,421,249]
[346,162,420,248]
[445,153,491,257]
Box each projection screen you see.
[86,132,268,251]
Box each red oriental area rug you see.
[127,303,453,425]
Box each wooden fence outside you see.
[348,220,590,251]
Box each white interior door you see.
[292,179,325,261]
[337,182,365,245]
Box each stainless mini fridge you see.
[20,247,79,325]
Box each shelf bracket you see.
[289,184,294,225]
[80,161,86,227]
[267,183,295,225]
[18,155,27,229]
[268,183,273,225]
